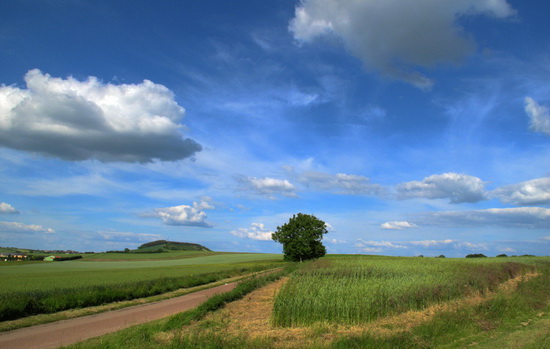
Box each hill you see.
[137,240,211,252]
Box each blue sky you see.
[0,0,549,257]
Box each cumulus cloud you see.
[297,171,382,195]
[145,198,214,227]
[0,202,19,214]
[0,69,201,162]
[525,97,550,136]
[0,221,54,234]
[290,0,515,89]
[230,223,274,241]
[493,177,550,205]
[381,221,417,230]
[236,176,296,198]
[396,173,487,203]
[422,207,550,229]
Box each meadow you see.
[0,251,282,322]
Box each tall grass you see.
[272,256,536,327]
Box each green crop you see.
[272,256,540,327]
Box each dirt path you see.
[0,282,237,349]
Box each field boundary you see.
[0,267,281,333]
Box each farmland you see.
[63,254,549,348]
[0,251,283,322]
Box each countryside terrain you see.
[0,242,548,348]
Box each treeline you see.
[52,255,82,261]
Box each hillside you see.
[138,240,211,252]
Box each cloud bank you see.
[290,0,515,89]
[0,70,201,162]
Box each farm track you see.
[0,282,237,349]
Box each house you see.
[3,253,28,261]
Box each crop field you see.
[0,252,282,322]
[65,255,549,348]
[272,255,541,326]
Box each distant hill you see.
[138,240,211,252]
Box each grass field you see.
[0,252,283,321]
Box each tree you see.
[272,213,328,262]
[465,253,487,258]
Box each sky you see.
[0,0,549,257]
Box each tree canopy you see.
[272,213,328,262]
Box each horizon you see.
[0,0,549,258]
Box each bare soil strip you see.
[0,282,236,349]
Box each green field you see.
[0,252,282,321]
[272,255,545,326]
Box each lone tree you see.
[272,213,328,262]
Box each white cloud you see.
[493,177,550,205]
[397,172,487,203]
[525,97,550,135]
[408,239,456,248]
[0,202,18,214]
[290,0,515,89]
[145,198,214,227]
[237,176,296,198]
[0,221,54,234]
[297,171,382,195]
[498,247,516,253]
[361,247,383,253]
[422,207,550,229]
[356,239,408,249]
[0,69,201,162]
[381,221,417,230]
[230,222,274,241]
[326,238,347,244]
[457,241,488,251]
